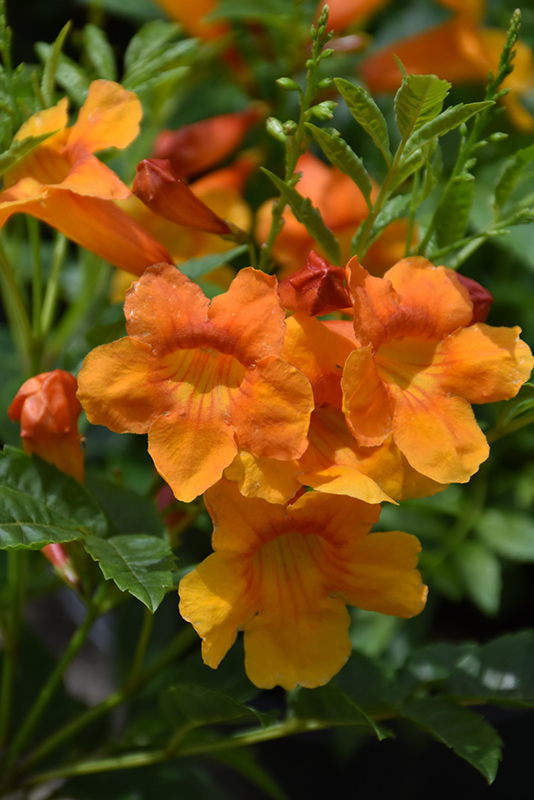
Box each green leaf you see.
[39,20,71,106]
[35,44,90,106]
[0,447,107,549]
[352,193,412,256]
[476,509,534,561]
[163,684,273,728]
[335,650,391,711]
[179,244,247,280]
[334,79,391,164]
[207,0,290,23]
[82,24,117,81]
[214,749,290,800]
[403,101,493,158]
[446,631,534,707]
[394,74,450,138]
[454,540,501,616]
[493,143,534,213]
[434,174,474,248]
[306,123,373,207]
[124,19,181,72]
[398,697,502,783]
[123,39,197,93]
[83,533,176,612]
[261,168,341,264]
[290,683,389,739]
[494,383,534,429]
[404,642,477,685]
[390,140,437,192]
[85,475,165,538]
[0,131,57,177]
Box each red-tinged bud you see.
[133,159,232,235]
[42,543,81,591]
[456,273,494,324]
[152,107,265,178]
[278,251,351,316]
[8,370,84,482]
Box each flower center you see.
[375,336,438,390]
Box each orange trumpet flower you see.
[77,264,313,502]
[0,80,172,274]
[179,478,427,690]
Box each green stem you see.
[0,550,27,750]
[6,584,107,769]
[22,625,196,771]
[486,412,534,444]
[0,238,33,370]
[40,232,68,339]
[126,607,154,690]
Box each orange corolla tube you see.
[0,81,172,274]
[153,0,228,41]
[179,478,427,690]
[152,107,264,179]
[360,1,534,132]
[77,264,314,503]
[256,151,413,278]
[342,256,534,484]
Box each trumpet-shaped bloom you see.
[9,370,84,483]
[343,257,534,484]
[0,80,172,273]
[360,0,534,132]
[179,479,428,690]
[154,0,228,41]
[77,264,313,502]
[255,151,413,278]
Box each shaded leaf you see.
[399,697,502,783]
[335,78,391,164]
[476,509,534,562]
[164,684,273,728]
[494,382,534,429]
[446,631,534,706]
[85,475,165,538]
[394,74,450,137]
[40,21,71,107]
[82,24,117,81]
[262,168,341,264]
[454,540,501,616]
[290,683,389,739]
[434,174,474,248]
[123,39,197,93]
[0,447,107,549]
[124,19,180,72]
[306,123,372,207]
[84,533,176,612]
[35,44,90,106]
[494,142,534,213]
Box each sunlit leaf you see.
[306,123,373,207]
[335,78,391,164]
[395,74,450,137]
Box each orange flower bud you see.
[133,159,231,235]
[278,251,351,316]
[41,543,81,591]
[8,370,84,483]
[152,107,264,178]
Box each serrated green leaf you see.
[399,697,502,783]
[84,533,176,612]
[290,683,389,739]
[454,540,501,616]
[163,684,273,728]
[476,509,534,561]
[262,168,341,264]
[334,78,391,164]
[85,475,165,538]
[39,20,71,106]
[494,143,534,213]
[0,131,57,177]
[446,631,534,706]
[404,642,477,685]
[124,19,181,72]
[179,245,247,280]
[404,101,493,158]
[82,24,117,81]
[0,447,107,549]
[306,123,372,207]
[394,74,450,138]
[35,44,90,106]
[434,174,474,248]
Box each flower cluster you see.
[76,251,533,688]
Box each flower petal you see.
[224,450,302,504]
[14,97,69,141]
[68,80,142,154]
[77,337,168,433]
[342,346,393,446]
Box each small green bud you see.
[319,48,334,59]
[266,117,287,142]
[305,58,315,69]
[276,77,301,92]
[310,100,337,120]
[464,158,477,171]
[489,131,508,142]
[317,77,333,89]
[283,120,298,135]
